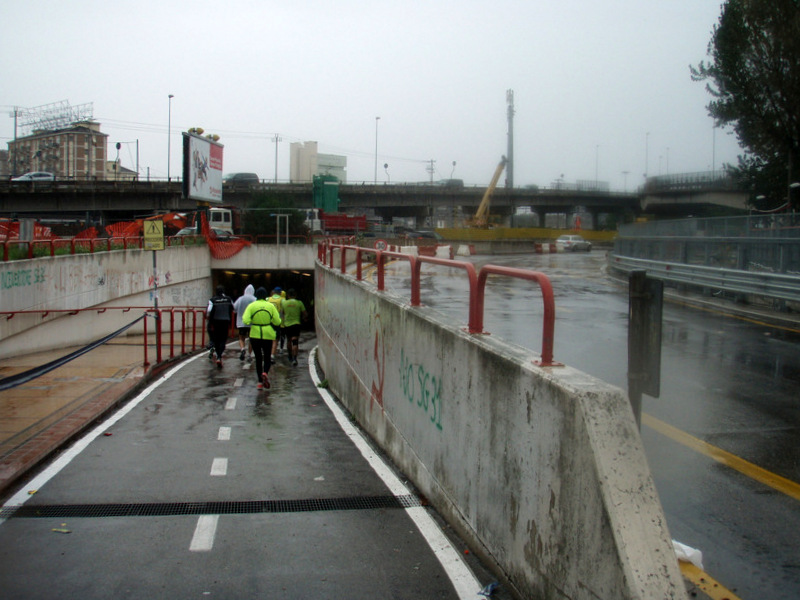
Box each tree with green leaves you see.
[691,0,800,209]
[241,192,308,240]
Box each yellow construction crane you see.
[471,155,507,228]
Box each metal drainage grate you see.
[1,494,421,520]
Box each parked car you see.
[11,171,55,182]
[222,172,259,186]
[555,234,592,252]
[405,230,438,240]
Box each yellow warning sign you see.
[143,220,165,251]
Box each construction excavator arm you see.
[473,155,507,227]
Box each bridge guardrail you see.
[609,254,800,304]
[321,241,560,366]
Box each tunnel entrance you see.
[210,268,316,330]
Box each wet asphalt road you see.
[0,335,498,600]
[390,250,800,600]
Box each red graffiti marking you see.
[370,313,385,412]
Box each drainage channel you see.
[1,494,422,520]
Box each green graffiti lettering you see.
[399,350,443,432]
[1,268,35,290]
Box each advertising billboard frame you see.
[182,132,224,204]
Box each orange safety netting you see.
[0,219,58,241]
[73,227,99,239]
[105,221,143,238]
[200,213,251,259]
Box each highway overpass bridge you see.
[0,171,747,226]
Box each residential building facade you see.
[7,121,109,180]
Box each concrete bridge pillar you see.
[534,207,547,227]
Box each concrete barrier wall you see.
[315,264,684,599]
[0,248,211,359]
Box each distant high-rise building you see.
[290,141,346,183]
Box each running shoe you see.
[257,382,263,390]
[216,359,223,368]
[261,372,270,389]
[239,349,246,361]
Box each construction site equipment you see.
[471,156,507,228]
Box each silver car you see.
[11,171,55,182]
[555,234,592,252]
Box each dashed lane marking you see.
[225,397,237,410]
[189,515,219,552]
[233,378,244,387]
[210,458,228,476]
[218,427,231,441]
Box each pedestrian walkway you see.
[0,334,496,599]
[0,331,720,599]
[0,338,148,498]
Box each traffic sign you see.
[143,220,165,251]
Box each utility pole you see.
[506,89,515,189]
[272,134,282,183]
[426,159,436,184]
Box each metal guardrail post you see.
[627,271,663,429]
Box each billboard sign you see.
[182,132,224,203]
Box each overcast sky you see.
[1,0,742,190]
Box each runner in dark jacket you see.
[206,285,233,367]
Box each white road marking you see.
[189,515,219,552]
[218,427,231,441]
[225,397,237,410]
[1,352,205,522]
[233,378,243,387]
[307,348,481,599]
[210,458,228,476]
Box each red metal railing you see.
[3,233,330,261]
[320,242,560,367]
[1,306,208,368]
[2,237,145,260]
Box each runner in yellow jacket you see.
[243,287,282,389]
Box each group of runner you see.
[206,284,308,390]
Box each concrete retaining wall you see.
[315,264,684,599]
[0,248,212,359]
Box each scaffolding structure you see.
[15,100,94,136]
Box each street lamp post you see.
[167,94,174,181]
[374,116,380,184]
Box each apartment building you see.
[7,121,109,180]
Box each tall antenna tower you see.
[16,100,94,136]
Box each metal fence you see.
[615,214,800,275]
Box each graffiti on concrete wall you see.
[1,266,46,289]
[399,348,444,431]
[370,313,385,412]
